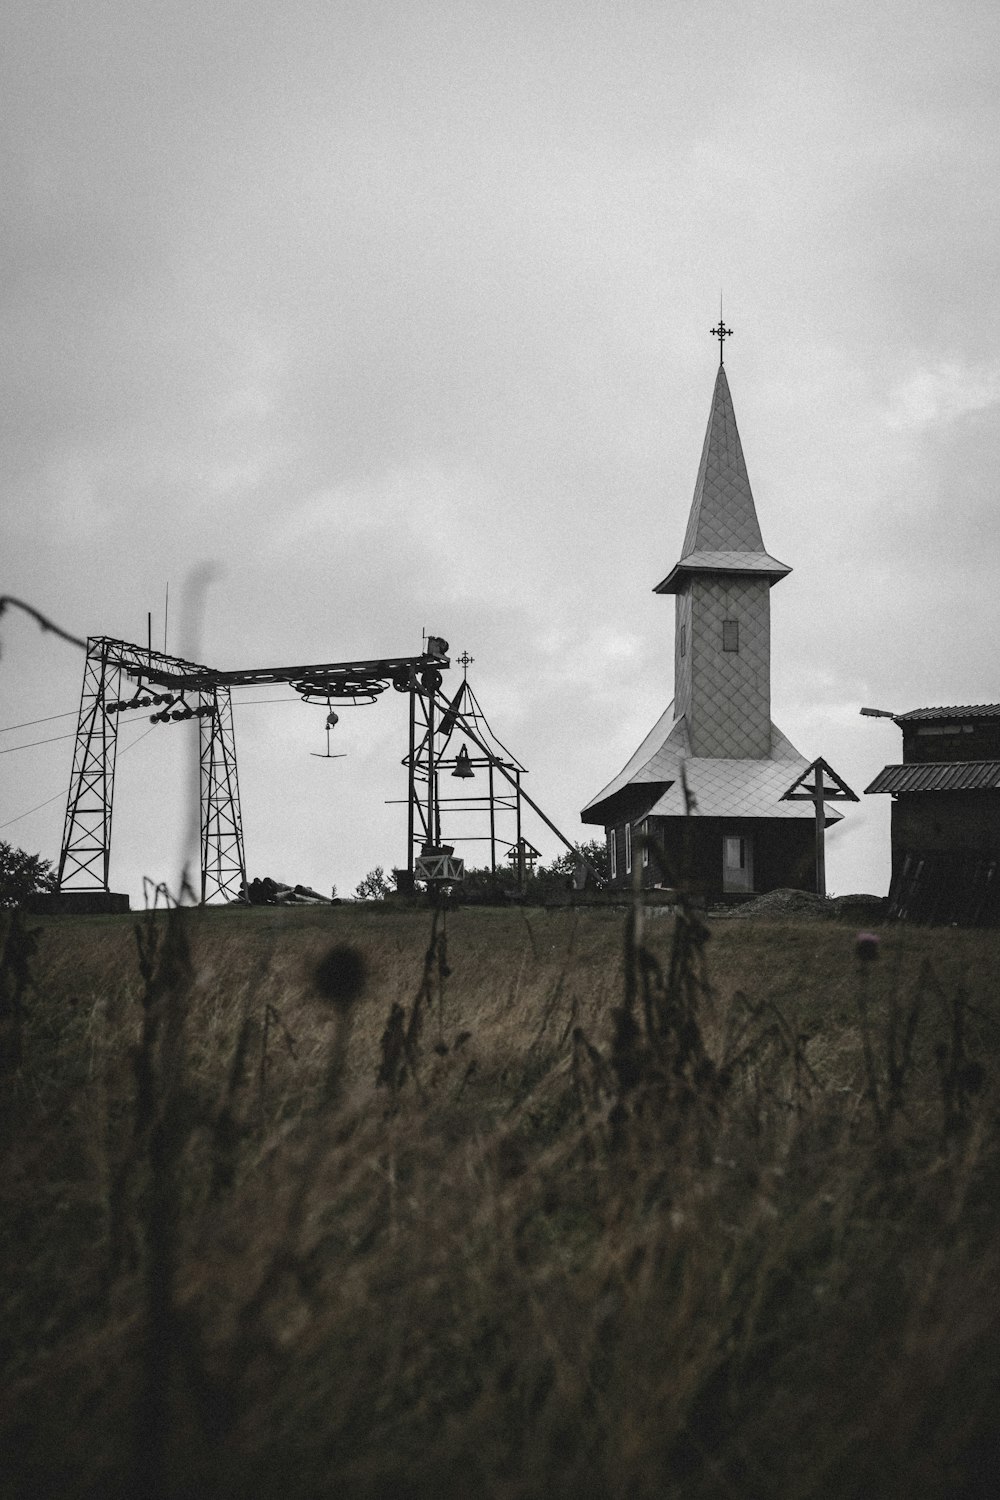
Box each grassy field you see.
[2,897,998,1499]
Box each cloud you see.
[885,361,1000,429]
[3,1,1000,903]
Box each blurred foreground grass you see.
[2,901,998,1499]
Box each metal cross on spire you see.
[457,650,474,679]
[710,308,733,364]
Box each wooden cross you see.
[780,758,859,897]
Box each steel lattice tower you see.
[58,638,123,890]
[199,686,246,903]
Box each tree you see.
[354,866,392,901]
[544,839,610,885]
[0,842,58,909]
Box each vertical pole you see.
[488,760,496,875]
[515,770,524,892]
[407,679,416,877]
[200,697,211,906]
[814,763,826,898]
[425,682,435,852]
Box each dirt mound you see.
[720,889,887,922]
[826,892,888,923]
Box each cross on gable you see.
[780,757,859,804]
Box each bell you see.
[452,744,475,779]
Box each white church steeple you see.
[653,357,791,759]
[581,333,845,897]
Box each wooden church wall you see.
[608,816,817,896]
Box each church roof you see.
[653,363,791,595]
[581,704,841,824]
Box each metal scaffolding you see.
[57,633,450,903]
[58,641,124,891]
[200,686,245,904]
[401,670,528,883]
[56,632,594,904]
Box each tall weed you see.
[0,897,997,1499]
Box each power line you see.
[0,709,78,733]
[236,696,303,706]
[0,695,303,739]
[0,696,308,755]
[0,722,157,831]
[0,716,160,754]
[0,731,77,755]
[0,788,67,831]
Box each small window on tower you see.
[722,620,739,652]
[679,623,686,658]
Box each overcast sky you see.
[3,0,998,902]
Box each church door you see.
[722,834,754,893]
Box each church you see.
[582,332,839,898]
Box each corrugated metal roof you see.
[865,761,1000,795]
[894,704,1000,722]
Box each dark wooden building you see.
[582,349,842,899]
[865,704,1000,925]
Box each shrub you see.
[0,841,57,909]
[354,865,391,900]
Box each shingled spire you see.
[654,361,791,758]
[654,363,790,593]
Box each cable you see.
[0,721,157,830]
[118,723,158,757]
[236,696,303,706]
[0,691,304,821]
[0,694,307,756]
[0,695,303,743]
[0,789,67,831]
[0,731,77,755]
[0,709,78,733]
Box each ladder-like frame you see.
[58,640,123,891]
[200,686,246,903]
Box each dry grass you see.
[1,898,999,1499]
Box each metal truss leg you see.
[58,639,122,891]
[406,681,436,868]
[200,687,246,904]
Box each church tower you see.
[581,330,836,898]
[654,352,791,758]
